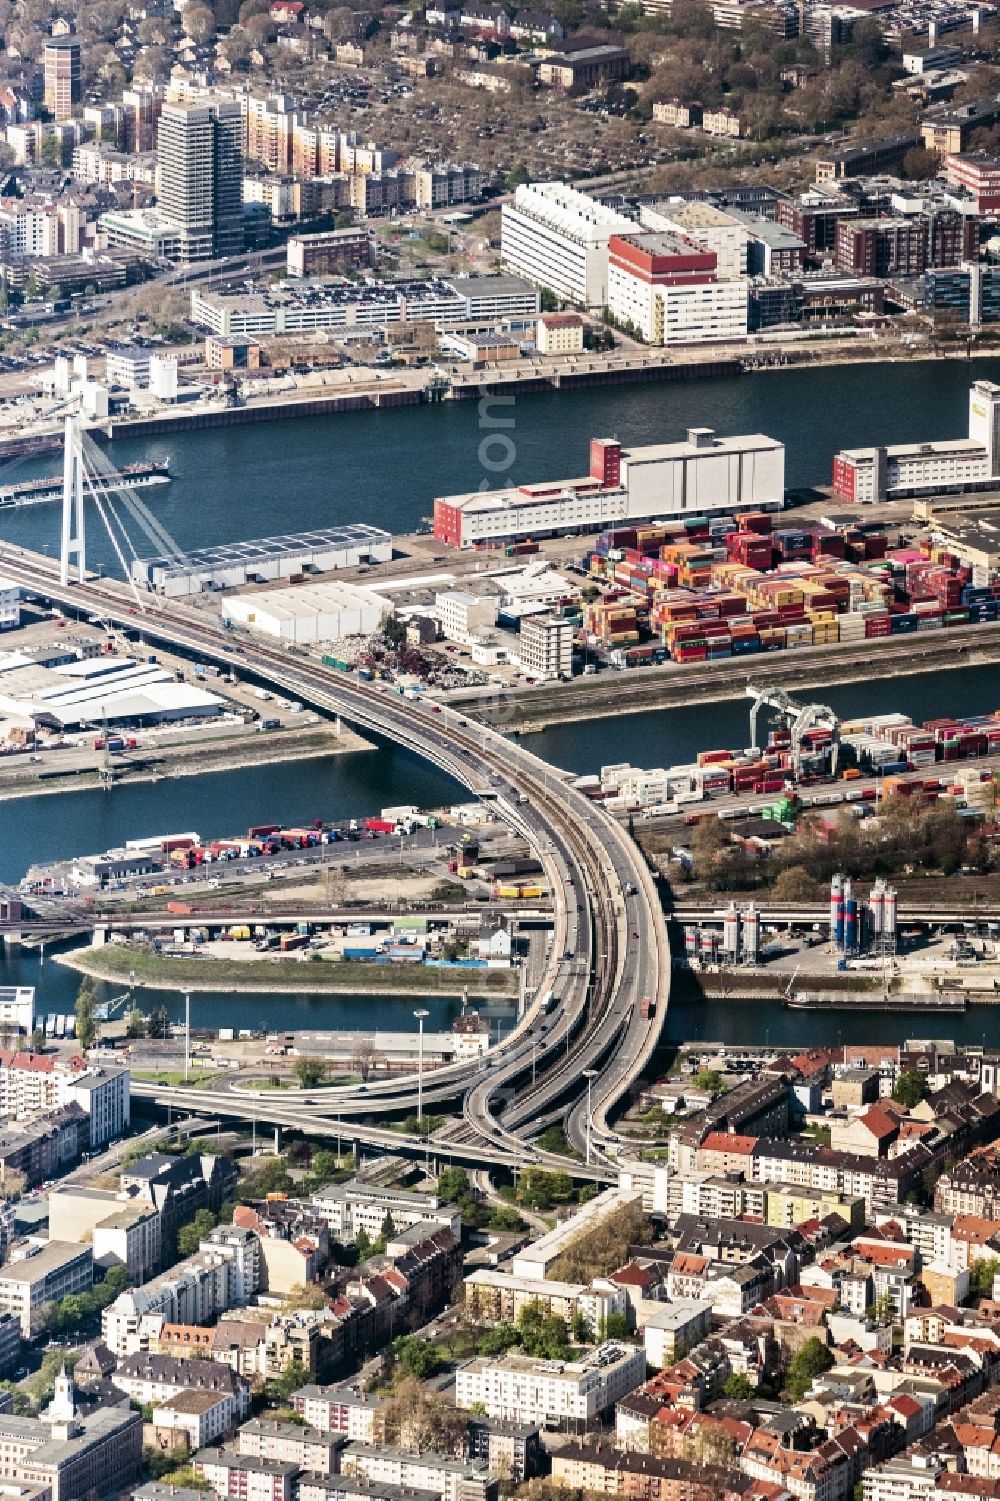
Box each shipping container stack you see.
[584,520,1000,664]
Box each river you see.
[3,357,1000,1047]
[2,356,1000,570]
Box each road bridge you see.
[0,542,669,1171]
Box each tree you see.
[515,1169,574,1212]
[125,1008,146,1039]
[600,1312,629,1341]
[516,1303,569,1359]
[393,1336,442,1380]
[147,1006,172,1040]
[293,1057,328,1089]
[571,1309,591,1344]
[770,865,825,902]
[437,1167,470,1203]
[902,146,939,180]
[268,1359,310,1401]
[488,1206,526,1233]
[219,24,253,65]
[693,1069,724,1092]
[477,1324,521,1356]
[181,2,216,40]
[786,1336,834,1400]
[892,1070,928,1109]
[383,1376,467,1452]
[75,978,98,1050]
[723,1372,755,1399]
[309,1150,340,1184]
[970,1256,999,1302]
[101,1265,132,1299]
[176,1207,217,1257]
[683,1423,735,1469]
[866,1292,895,1324]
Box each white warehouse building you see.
[133,526,393,597]
[833,379,1000,503]
[434,429,785,547]
[500,182,634,308]
[224,582,388,643]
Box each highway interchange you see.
[0,540,670,1180]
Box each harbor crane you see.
[746,683,841,776]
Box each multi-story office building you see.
[286,227,375,277]
[607,231,748,346]
[413,163,483,209]
[0,1370,142,1501]
[456,1343,646,1427]
[44,38,81,120]
[50,1185,162,1282]
[0,1051,129,1147]
[0,1241,92,1336]
[156,99,244,262]
[0,580,19,633]
[501,181,634,307]
[122,85,162,152]
[310,1181,461,1243]
[516,614,573,680]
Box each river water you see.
[3,357,1000,1048]
[3,357,1000,569]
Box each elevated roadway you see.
[0,542,669,1171]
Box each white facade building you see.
[0,579,21,633]
[0,1241,93,1336]
[516,614,573,680]
[0,988,32,1034]
[102,1227,260,1356]
[833,378,1000,502]
[0,202,59,257]
[500,182,634,307]
[609,265,748,345]
[61,1065,130,1149]
[640,200,751,278]
[434,429,785,547]
[342,1444,494,1501]
[0,1052,129,1147]
[536,312,585,354]
[310,1182,461,1243]
[435,590,498,645]
[455,1343,646,1425]
[224,582,388,644]
[606,229,748,346]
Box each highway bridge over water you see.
[0,538,670,1178]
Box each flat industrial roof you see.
[622,433,781,463]
[138,525,392,576]
[228,581,386,621]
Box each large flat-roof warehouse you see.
[0,654,223,730]
[132,526,393,597]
